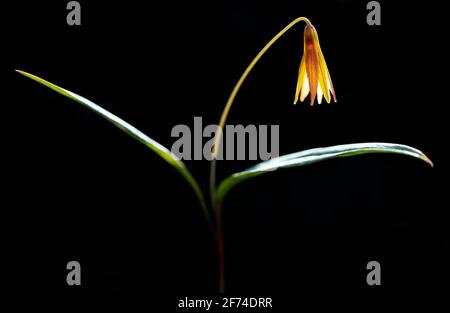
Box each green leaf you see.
[215,142,433,206]
[16,70,213,232]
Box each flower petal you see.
[309,26,332,104]
[317,50,331,103]
[327,70,337,102]
[300,73,310,102]
[304,26,320,105]
[317,83,323,105]
[294,56,307,104]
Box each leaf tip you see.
[15,69,31,79]
[423,155,434,168]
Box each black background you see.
[3,0,449,311]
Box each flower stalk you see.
[210,16,337,293]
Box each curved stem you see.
[210,17,311,195]
[210,17,312,293]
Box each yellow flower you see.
[294,25,337,105]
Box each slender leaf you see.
[216,142,433,206]
[16,70,213,232]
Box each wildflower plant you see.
[16,17,433,293]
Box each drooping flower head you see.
[295,25,337,105]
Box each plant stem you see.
[209,17,312,293]
[215,201,225,293]
[211,16,311,157]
